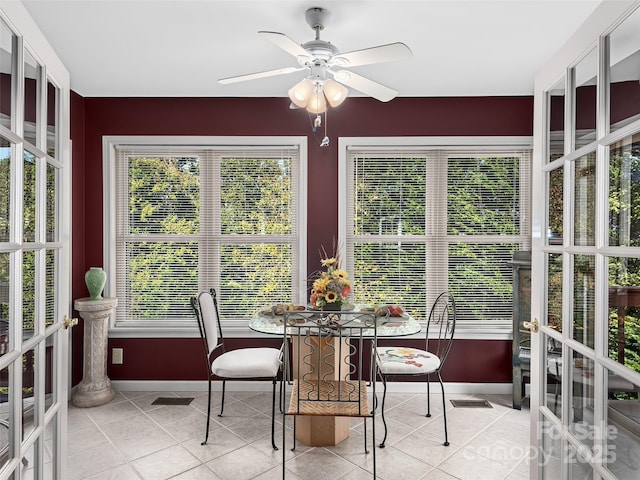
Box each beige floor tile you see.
[65,390,531,480]
[68,424,110,455]
[83,400,142,426]
[67,443,128,480]
[169,465,222,479]
[85,464,142,480]
[285,448,359,480]
[253,466,302,479]
[144,404,202,426]
[181,432,248,463]
[358,446,434,480]
[112,426,178,461]
[205,444,280,480]
[438,446,514,480]
[131,444,200,480]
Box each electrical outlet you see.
[112,347,123,365]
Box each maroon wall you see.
[71,95,533,385]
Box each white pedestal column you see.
[72,297,118,407]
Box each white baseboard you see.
[110,380,513,395]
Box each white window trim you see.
[102,135,308,338]
[338,136,533,340]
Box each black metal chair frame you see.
[375,291,456,448]
[191,288,282,449]
[280,309,387,479]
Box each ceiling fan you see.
[218,7,413,109]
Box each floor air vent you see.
[450,399,493,408]
[151,397,194,406]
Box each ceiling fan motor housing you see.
[305,7,330,31]
[301,40,339,62]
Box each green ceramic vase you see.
[85,267,107,300]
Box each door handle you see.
[63,315,78,329]
[523,318,539,333]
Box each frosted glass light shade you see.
[323,79,348,107]
[306,91,327,114]
[288,78,314,108]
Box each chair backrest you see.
[191,289,223,357]
[425,292,456,366]
[283,309,387,417]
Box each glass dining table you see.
[249,305,421,447]
[249,305,421,337]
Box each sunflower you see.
[334,269,349,279]
[321,257,337,267]
[313,276,330,291]
[325,291,339,303]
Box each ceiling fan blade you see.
[258,31,312,60]
[331,42,412,68]
[333,70,398,102]
[218,66,305,84]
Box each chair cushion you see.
[377,347,440,375]
[212,347,281,378]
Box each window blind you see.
[345,147,531,329]
[113,144,302,329]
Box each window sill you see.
[108,323,512,340]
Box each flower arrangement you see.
[309,247,351,309]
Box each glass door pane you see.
[0,252,8,358]
[0,20,14,131]
[608,256,640,372]
[547,253,563,332]
[0,137,11,243]
[540,416,563,478]
[545,335,563,418]
[23,50,40,148]
[574,152,596,247]
[574,48,598,149]
[548,76,566,161]
[22,349,36,440]
[46,80,58,159]
[23,150,37,243]
[606,370,640,479]
[573,255,595,348]
[609,7,640,134]
[609,134,640,248]
[569,350,595,450]
[0,365,9,470]
[548,167,564,245]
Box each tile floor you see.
[66,389,531,480]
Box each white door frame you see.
[531,1,640,479]
[0,3,71,479]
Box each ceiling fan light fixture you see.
[288,78,314,108]
[323,79,348,107]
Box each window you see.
[340,137,531,335]
[105,136,307,336]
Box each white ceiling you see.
[19,0,603,98]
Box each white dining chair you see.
[191,288,283,448]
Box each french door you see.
[0,3,71,479]
[532,1,640,478]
